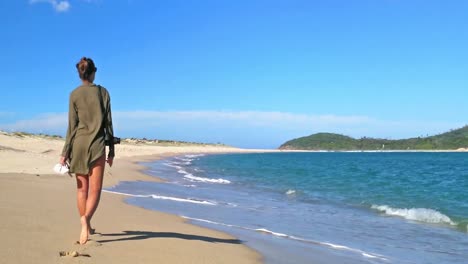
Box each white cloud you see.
[30,0,71,12]
[0,110,463,148]
[0,112,67,134]
[114,111,372,129]
[54,1,70,12]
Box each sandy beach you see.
[0,132,271,264]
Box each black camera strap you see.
[96,85,108,136]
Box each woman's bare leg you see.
[75,155,105,244]
[76,175,89,216]
[85,156,105,234]
[75,174,89,244]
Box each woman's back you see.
[70,84,109,137]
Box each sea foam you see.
[184,154,205,158]
[164,162,182,169]
[371,205,456,225]
[183,174,231,184]
[182,216,388,261]
[103,190,217,205]
[176,169,231,184]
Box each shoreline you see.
[279,149,468,153]
[0,133,267,263]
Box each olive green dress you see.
[61,84,115,175]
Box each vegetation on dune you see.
[122,137,229,147]
[9,131,63,139]
[0,130,229,147]
[279,126,468,151]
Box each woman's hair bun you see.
[76,57,96,81]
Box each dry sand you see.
[0,132,273,264]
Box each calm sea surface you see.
[106,152,468,264]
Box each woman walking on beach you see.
[60,57,115,245]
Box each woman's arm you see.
[61,93,78,164]
[105,90,115,159]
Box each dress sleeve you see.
[105,91,115,158]
[61,93,78,158]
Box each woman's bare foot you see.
[87,222,93,235]
[79,216,89,244]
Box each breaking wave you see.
[371,205,456,225]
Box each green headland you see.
[279,126,468,151]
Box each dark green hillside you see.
[280,133,359,150]
[279,126,468,151]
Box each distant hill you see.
[279,126,468,151]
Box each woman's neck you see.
[82,80,93,86]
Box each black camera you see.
[105,136,121,146]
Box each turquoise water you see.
[107,152,468,263]
[195,152,468,230]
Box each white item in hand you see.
[53,163,69,175]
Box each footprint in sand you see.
[41,149,54,154]
[59,251,90,257]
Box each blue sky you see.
[0,0,467,148]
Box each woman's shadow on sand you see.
[96,230,243,244]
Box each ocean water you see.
[106,152,468,264]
